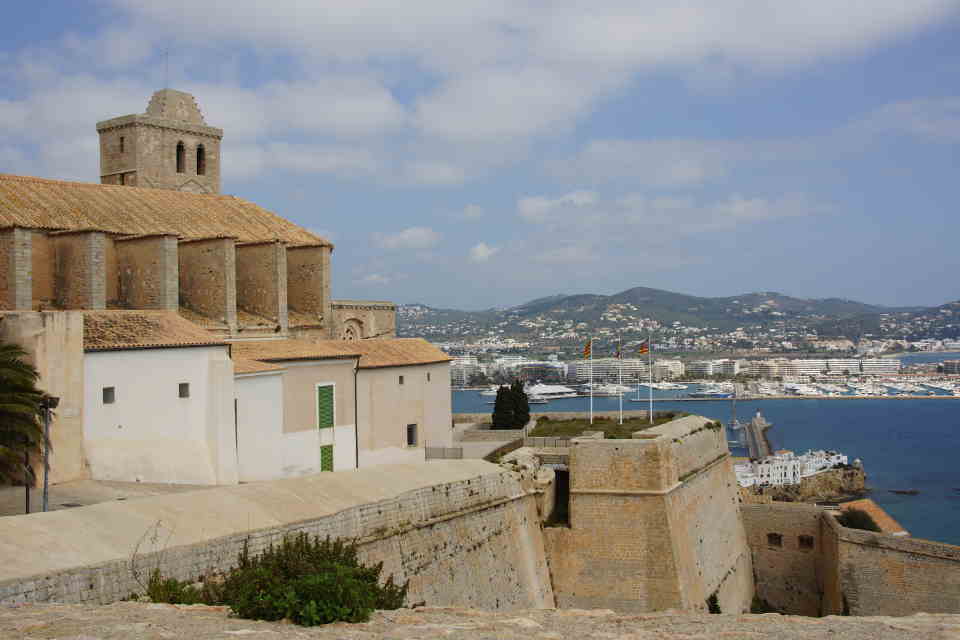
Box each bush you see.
[144,533,408,626]
[836,507,881,532]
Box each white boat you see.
[479,385,500,397]
[579,383,625,397]
[525,383,579,399]
[527,395,549,404]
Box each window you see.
[118,173,125,186]
[178,383,190,398]
[799,535,815,550]
[406,423,418,447]
[316,384,334,429]
[767,533,783,548]
[102,387,115,404]
[427,372,431,382]
[399,375,404,385]
[176,141,185,173]
[196,144,206,175]
[320,445,333,472]
[119,136,125,153]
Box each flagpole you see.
[648,333,654,425]
[618,335,623,425]
[589,338,594,425]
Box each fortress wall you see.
[822,513,960,616]
[0,461,553,610]
[741,503,825,616]
[544,416,753,613]
[664,454,753,613]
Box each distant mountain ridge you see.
[397,286,955,343]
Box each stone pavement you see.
[0,480,211,516]
[1,603,958,639]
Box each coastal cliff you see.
[743,466,867,503]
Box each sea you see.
[453,365,960,546]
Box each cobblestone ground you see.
[1,603,958,639]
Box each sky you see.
[2,1,959,310]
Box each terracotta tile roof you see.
[233,358,285,375]
[83,311,227,351]
[840,499,909,535]
[229,338,450,369]
[323,338,451,369]
[0,174,331,247]
[230,339,361,363]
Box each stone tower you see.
[96,89,223,194]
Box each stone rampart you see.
[0,461,553,610]
[741,503,826,616]
[543,415,753,614]
[822,512,960,616]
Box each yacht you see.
[479,385,500,397]
[524,383,579,399]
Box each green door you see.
[320,445,334,472]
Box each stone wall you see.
[0,462,553,610]
[822,512,960,616]
[53,231,106,310]
[0,228,31,310]
[0,311,86,485]
[286,245,329,325]
[543,416,754,614]
[330,299,396,340]
[31,232,54,309]
[115,235,179,310]
[741,503,826,616]
[178,238,236,329]
[235,241,287,329]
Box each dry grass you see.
[528,412,686,439]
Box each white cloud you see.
[518,190,598,223]
[468,242,499,263]
[373,226,442,250]
[359,273,394,285]
[549,139,748,187]
[857,97,960,142]
[459,204,484,220]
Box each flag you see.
[638,339,650,355]
[583,339,592,359]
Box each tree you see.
[490,386,514,429]
[511,380,530,428]
[0,343,46,484]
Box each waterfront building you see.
[516,361,567,382]
[450,355,480,387]
[943,360,960,374]
[860,358,901,375]
[572,358,649,382]
[735,449,849,488]
[653,359,684,379]
[686,360,716,377]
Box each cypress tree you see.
[490,386,514,429]
[511,380,530,428]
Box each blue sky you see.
[2,1,959,309]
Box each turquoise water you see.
[454,391,960,545]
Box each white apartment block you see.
[735,449,849,488]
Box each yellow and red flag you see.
[638,339,650,355]
[583,339,592,359]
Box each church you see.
[0,89,453,487]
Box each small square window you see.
[406,423,418,447]
[178,383,190,398]
[799,535,815,550]
[103,387,115,404]
[399,375,404,385]
[767,533,783,548]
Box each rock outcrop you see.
[745,467,867,503]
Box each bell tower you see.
[96,89,223,194]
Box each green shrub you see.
[706,593,721,613]
[143,533,408,626]
[836,507,881,532]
